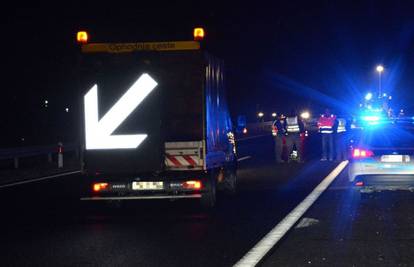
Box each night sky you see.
[3,2,414,147]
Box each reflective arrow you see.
[84,73,158,149]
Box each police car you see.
[348,115,414,193]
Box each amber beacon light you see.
[193,27,205,41]
[77,31,89,44]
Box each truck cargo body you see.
[79,45,236,206]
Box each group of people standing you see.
[272,108,350,163]
[317,108,349,161]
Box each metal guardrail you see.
[0,143,79,169]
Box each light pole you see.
[376,65,384,97]
[257,112,264,122]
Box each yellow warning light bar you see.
[193,27,205,41]
[77,31,89,44]
[81,41,200,53]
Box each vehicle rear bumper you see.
[348,161,414,182]
[349,160,414,191]
[355,175,414,192]
[80,174,208,201]
[80,194,202,201]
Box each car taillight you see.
[352,148,374,158]
[93,183,108,192]
[183,180,202,190]
[355,181,364,186]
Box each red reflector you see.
[93,183,108,192]
[183,180,202,190]
[355,181,364,186]
[353,149,360,157]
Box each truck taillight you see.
[93,183,108,192]
[183,180,202,190]
[352,148,374,158]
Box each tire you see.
[105,200,123,209]
[224,168,237,195]
[358,190,372,202]
[201,174,217,208]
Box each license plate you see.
[132,181,164,190]
[381,155,403,162]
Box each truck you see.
[78,32,237,208]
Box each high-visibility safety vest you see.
[337,118,347,133]
[318,114,336,134]
[286,116,300,133]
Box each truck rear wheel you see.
[105,200,123,209]
[224,168,237,195]
[201,174,217,208]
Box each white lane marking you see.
[0,170,81,189]
[237,156,252,162]
[295,217,319,229]
[234,160,349,267]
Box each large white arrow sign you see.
[84,73,158,150]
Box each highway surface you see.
[0,135,412,266]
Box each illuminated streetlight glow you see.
[376,65,384,73]
[271,112,277,117]
[65,108,69,112]
[365,92,373,101]
[300,111,310,119]
[376,65,384,96]
[258,112,264,118]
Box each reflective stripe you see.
[320,127,333,134]
[286,116,300,133]
[287,126,300,133]
[337,118,346,133]
[318,115,336,134]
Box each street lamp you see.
[365,92,373,101]
[300,111,310,120]
[376,65,384,96]
[271,112,277,118]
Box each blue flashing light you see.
[365,92,373,101]
[362,116,380,122]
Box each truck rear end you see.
[78,38,236,207]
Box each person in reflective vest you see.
[334,117,349,161]
[283,110,305,162]
[272,114,286,163]
[318,109,336,161]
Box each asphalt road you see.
[261,165,414,267]
[1,134,411,266]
